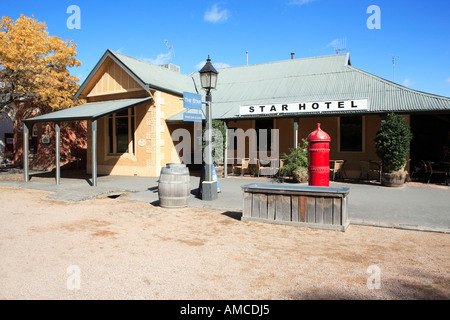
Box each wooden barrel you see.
[158,163,190,208]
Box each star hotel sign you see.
[239,99,369,116]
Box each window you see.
[339,116,363,152]
[108,108,135,154]
[255,119,273,151]
[32,124,38,137]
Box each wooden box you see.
[241,184,350,231]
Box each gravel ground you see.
[0,185,448,300]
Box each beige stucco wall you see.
[87,97,153,176]
[83,57,186,177]
[86,90,185,177]
[80,54,189,176]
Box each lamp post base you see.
[202,180,218,201]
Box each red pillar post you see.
[307,123,330,187]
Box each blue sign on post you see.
[183,112,202,122]
[183,91,202,110]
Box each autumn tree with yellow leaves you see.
[0,14,81,114]
[0,14,86,168]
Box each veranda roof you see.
[22,97,152,124]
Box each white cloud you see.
[213,62,231,69]
[194,61,204,70]
[288,0,318,6]
[195,61,231,70]
[326,39,340,48]
[204,4,230,23]
[326,38,347,50]
[144,51,174,65]
[403,78,415,87]
[446,78,450,85]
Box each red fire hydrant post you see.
[307,123,331,187]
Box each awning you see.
[22,97,153,123]
[166,107,205,123]
[22,97,153,187]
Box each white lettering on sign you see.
[184,96,202,105]
[239,99,369,116]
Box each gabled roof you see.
[74,50,197,100]
[109,51,197,96]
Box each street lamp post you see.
[199,56,219,201]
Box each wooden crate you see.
[241,184,350,231]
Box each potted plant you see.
[375,113,413,187]
[279,139,308,183]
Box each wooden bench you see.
[241,183,350,231]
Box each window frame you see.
[107,107,135,155]
[337,115,365,153]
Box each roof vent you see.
[159,63,180,72]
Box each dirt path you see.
[0,186,448,299]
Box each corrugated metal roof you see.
[22,97,152,123]
[110,51,197,96]
[73,50,450,123]
[168,53,450,121]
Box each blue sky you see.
[3,0,450,97]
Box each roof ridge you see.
[212,53,349,71]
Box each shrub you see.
[375,113,413,173]
[280,138,308,182]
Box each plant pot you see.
[381,171,406,187]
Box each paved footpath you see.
[1,170,449,233]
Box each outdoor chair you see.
[330,160,347,181]
[422,160,448,184]
[234,158,250,176]
[248,158,261,177]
